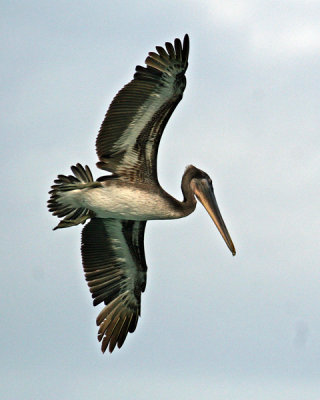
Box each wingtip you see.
[182,34,190,61]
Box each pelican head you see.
[183,165,236,256]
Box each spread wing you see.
[81,218,147,353]
[96,34,189,183]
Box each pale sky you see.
[1,1,320,399]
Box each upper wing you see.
[96,34,189,183]
[81,217,147,353]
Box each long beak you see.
[194,180,236,256]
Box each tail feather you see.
[48,163,100,230]
[71,164,94,183]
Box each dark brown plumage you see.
[48,35,235,354]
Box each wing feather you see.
[81,218,147,353]
[165,41,175,58]
[96,34,189,183]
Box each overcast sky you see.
[1,1,320,399]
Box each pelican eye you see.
[200,178,210,186]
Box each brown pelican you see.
[48,34,236,353]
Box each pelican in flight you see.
[48,34,235,353]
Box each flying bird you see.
[48,34,236,353]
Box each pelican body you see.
[48,35,236,353]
